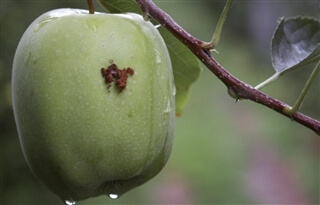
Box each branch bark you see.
[136,0,320,135]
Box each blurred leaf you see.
[98,0,201,115]
[271,17,320,75]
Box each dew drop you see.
[109,194,118,199]
[34,16,57,32]
[65,200,76,205]
[172,85,176,96]
[154,49,161,63]
[163,100,172,113]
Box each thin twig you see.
[136,0,320,135]
[284,60,320,115]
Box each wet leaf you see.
[98,0,201,115]
[271,17,320,75]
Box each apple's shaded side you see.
[12,9,175,202]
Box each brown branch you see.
[136,0,320,135]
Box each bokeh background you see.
[1,0,319,204]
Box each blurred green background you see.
[1,0,319,204]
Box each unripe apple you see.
[12,8,175,203]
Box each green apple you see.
[12,8,175,203]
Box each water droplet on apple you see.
[154,49,161,63]
[64,200,76,205]
[172,85,176,96]
[34,16,58,32]
[108,194,118,199]
[163,99,172,113]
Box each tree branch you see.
[136,0,320,135]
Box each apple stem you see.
[87,0,95,14]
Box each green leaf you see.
[98,0,201,115]
[158,27,201,115]
[98,0,141,14]
[271,16,320,75]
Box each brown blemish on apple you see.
[101,63,134,92]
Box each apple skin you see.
[12,9,175,202]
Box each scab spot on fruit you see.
[101,63,134,93]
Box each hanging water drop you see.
[109,194,119,199]
[65,200,76,205]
